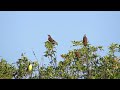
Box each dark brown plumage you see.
[83,34,87,46]
[48,35,57,45]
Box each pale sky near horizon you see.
[0,11,120,64]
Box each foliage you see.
[0,59,15,79]
[0,37,120,79]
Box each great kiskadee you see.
[28,64,32,72]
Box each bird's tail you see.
[53,41,58,45]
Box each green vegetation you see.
[0,36,120,79]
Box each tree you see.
[0,35,120,79]
[0,58,15,79]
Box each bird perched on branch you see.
[83,34,87,46]
[48,35,58,45]
[75,51,80,58]
[28,64,32,72]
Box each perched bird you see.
[75,51,80,58]
[28,64,32,72]
[48,35,58,45]
[83,34,87,46]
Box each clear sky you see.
[0,11,120,64]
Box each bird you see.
[83,34,87,46]
[28,64,32,72]
[48,35,58,45]
[75,51,80,58]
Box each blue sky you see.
[0,11,120,64]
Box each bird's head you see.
[48,35,51,37]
